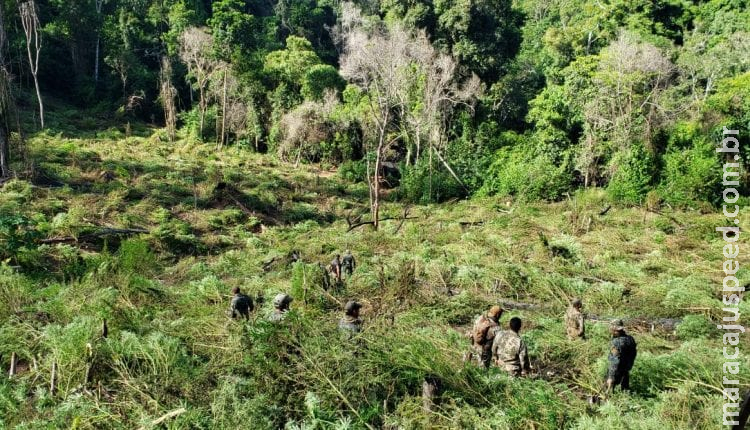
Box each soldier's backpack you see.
[472,315,495,346]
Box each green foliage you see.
[676,314,715,340]
[658,141,721,208]
[480,140,573,201]
[301,65,346,101]
[0,214,40,266]
[399,160,466,203]
[606,145,655,205]
[264,36,323,87]
[338,160,367,183]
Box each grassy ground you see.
[0,123,748,429]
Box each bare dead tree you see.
[339,7,411,230]
[178,27,217,140]
[18,0,43,129]
[338,3,479,225]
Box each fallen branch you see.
[647,208,684,227]
[598,205,612,216]
[39,228,149,245]
[347,207,418,233]
[138,408,187,430]
[392,206,412,234]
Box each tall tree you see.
[18,0,43,129]
[94,0,105,85]
[339,3,478,227]
[178,27,217,140]
[0,0,12,178]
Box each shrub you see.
[676,314,715,340]
[480,145,573,201]
[117,238,157,276]
[606,144,655,205]
[658,141,721,208]
[398,161,467,204]
[301,65,346,101]
[338,160,367,183]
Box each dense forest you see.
[1,0,749,429]
[0,0,747,205]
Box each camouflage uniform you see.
[268,294,292,323]
[339,315,363,335]
[468,314,500,368]
[330,256,342,282]
[492,330,530,376]
[268,310,288,322]
[564,306,585,339]
[607,333,637,391]
[230,293,253,320]
[339,300,363,340]
[342,251,356,277]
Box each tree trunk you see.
[19,0,43,129]
[0,123,8,178]
[94,36,100,84]
[220,68,227,148]
[94,0,103,85]
[32,74,43,128]
[373,148,381,230]
[160,57,176,142]
[199,87,206,140]
[0,2,11,178]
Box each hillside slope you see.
[0,130,748,429]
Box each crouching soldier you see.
[228,287,253,321]
[605,319,637,394]
[466,305,503,369]
[339,300,363,339]
[268,293,292,322]
[492,317,531,377]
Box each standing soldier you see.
[319,262,331,291]
[228,287,253,321]
[268,293,292,322]
[605,319,637,393]
[492,317,531,377]
[342,250,356,278]
[339,300,363,338]
[330,255,342,283]
[565,298,585,339]
[467,305,503,368]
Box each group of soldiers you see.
[468,298,637,394]
[329,250,356,283]
[230,285,364,335]
[229,252,638,396]
[228,250,362,335]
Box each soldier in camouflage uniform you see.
[319,262,331,290]
[229,287,253,320]
[339,300,363,339]
[467,305,503,369]
[492,317,531,377]
[330,255,342,283]
[564,298,585,339]
[342,250,356,278]
[605,319,637,393]
[268,293,292,322]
